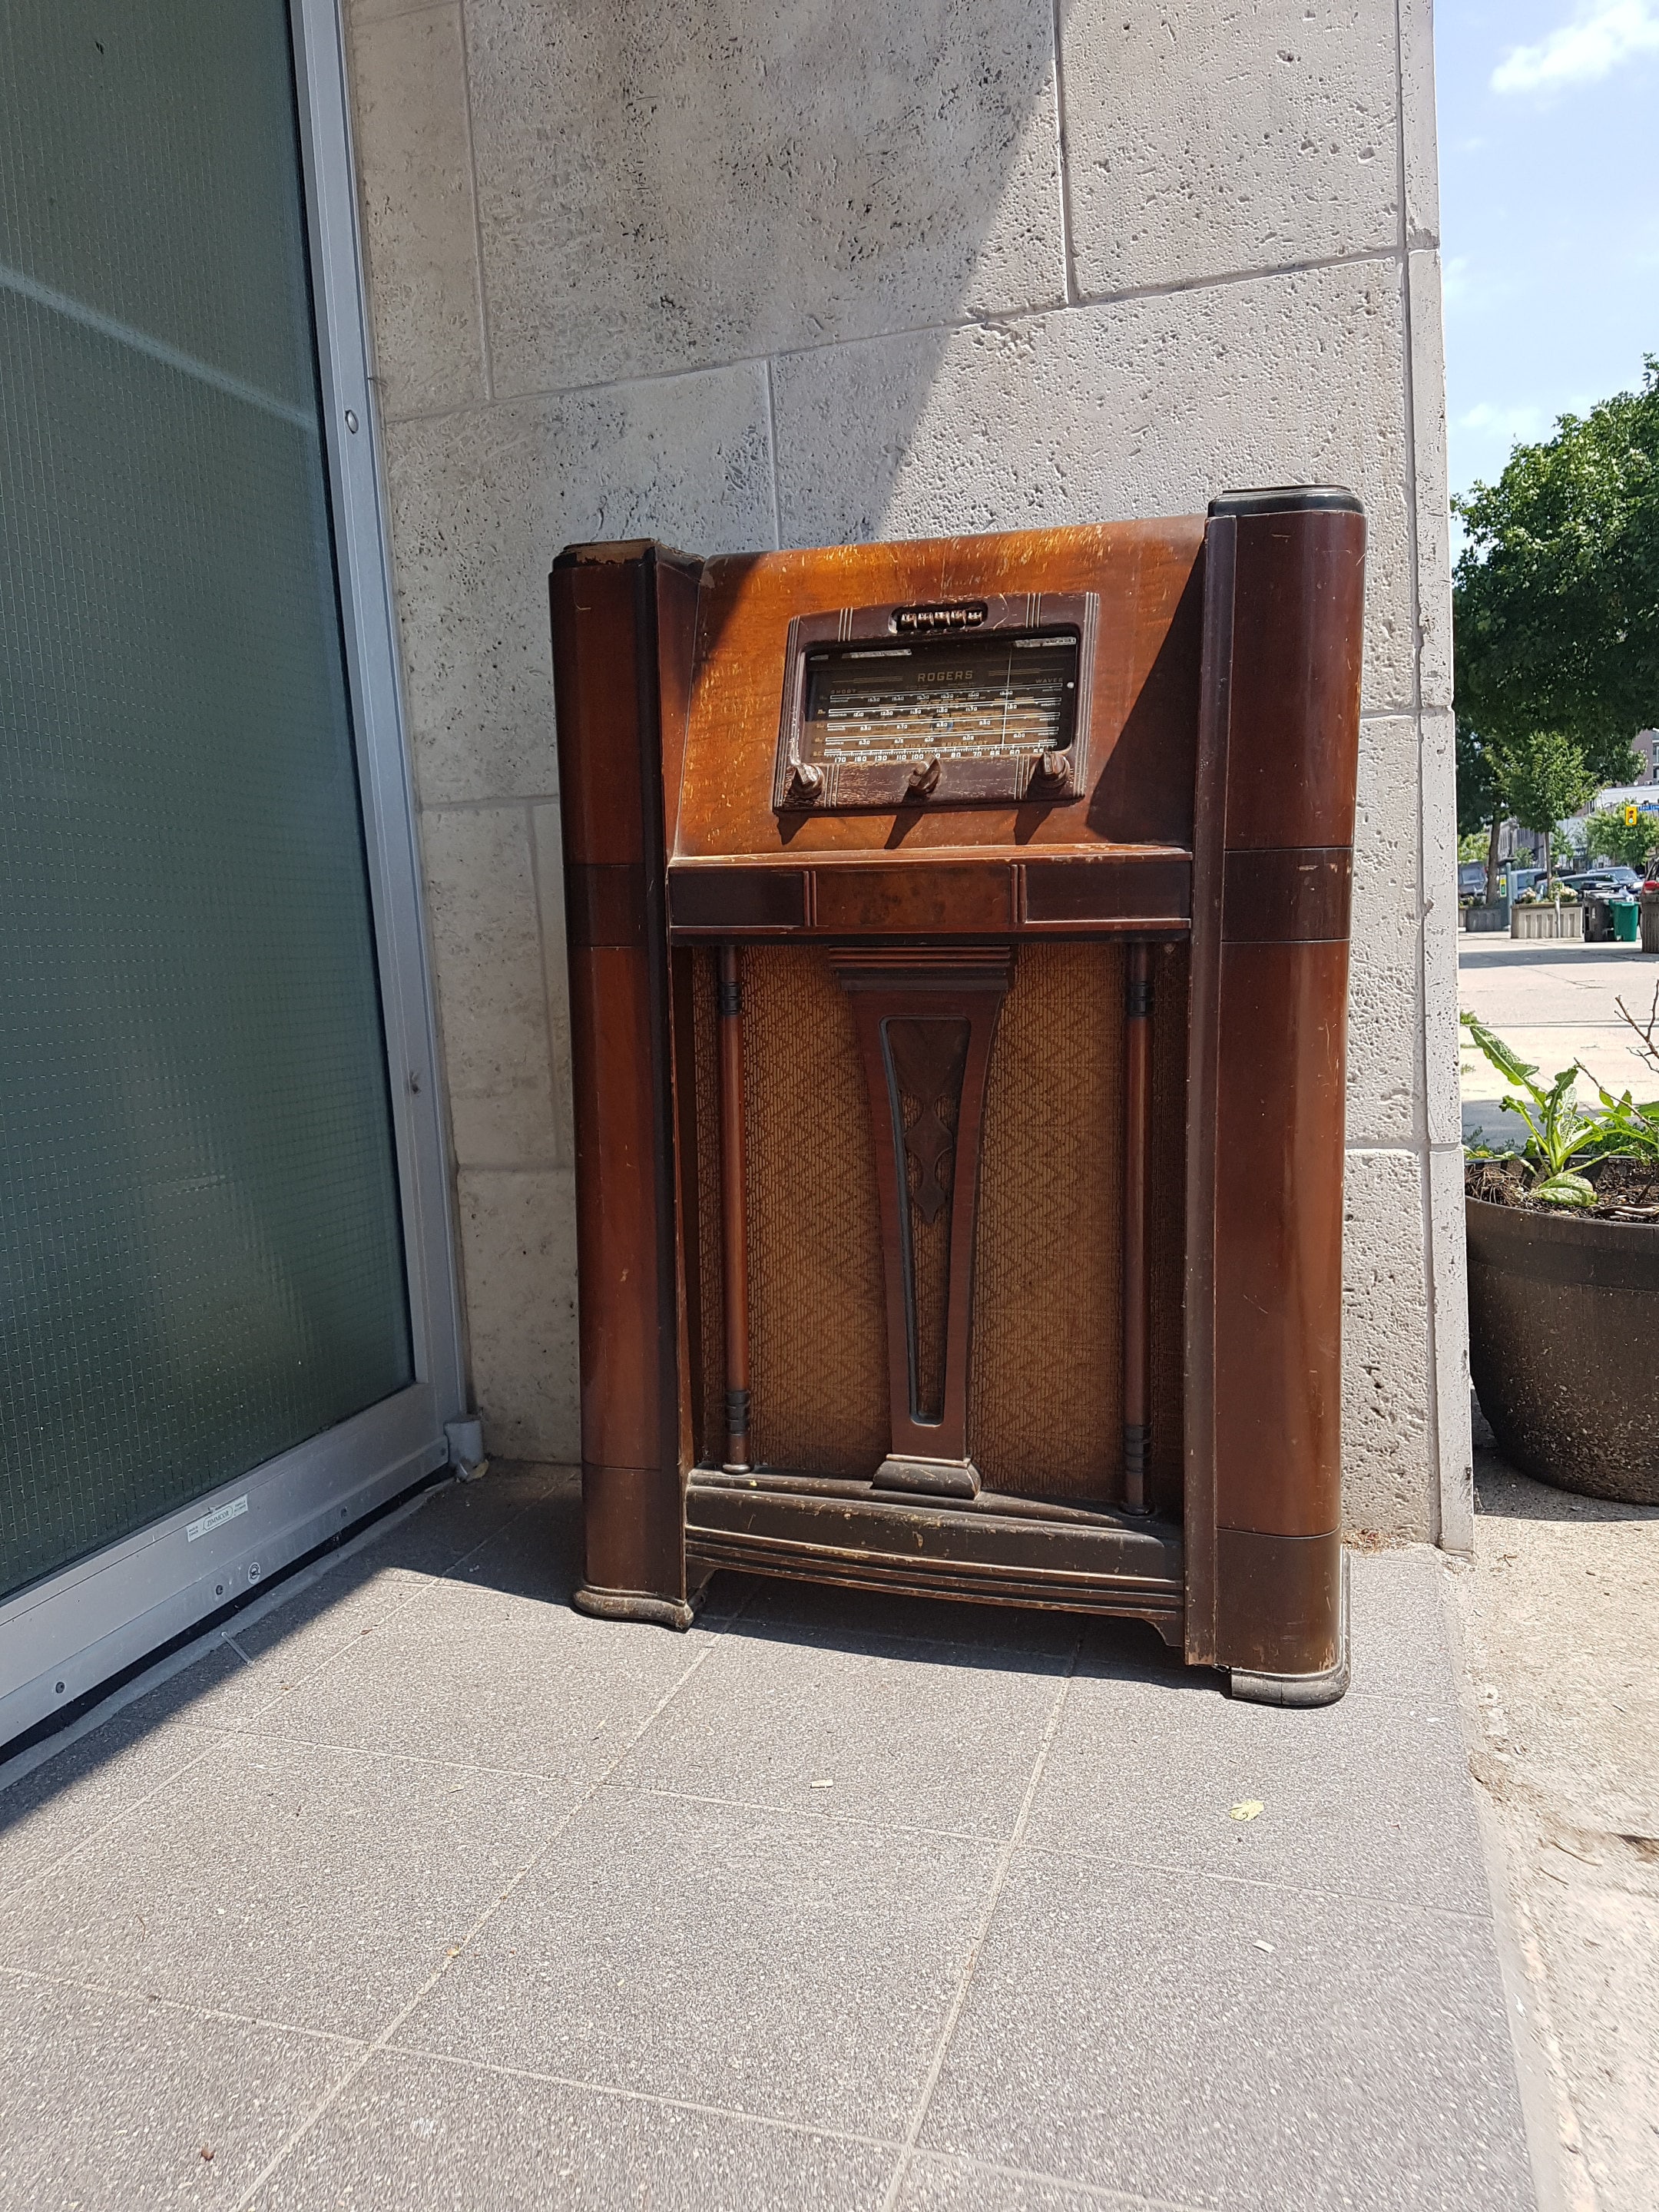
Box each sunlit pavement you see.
[1458,935,1659,1146]
[0,1465,1535,2211]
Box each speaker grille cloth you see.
[740,946,889,1474]
[690,938,1187,1512]
[969,942,1124,1495]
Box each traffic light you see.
[1626,803,1640,826]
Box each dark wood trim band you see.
[1214,1525,1343,1676]
[1221,846,1353,944]
[666,854,1192,939]
[685,1472,1184,1635]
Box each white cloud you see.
[1492,1,1659,94]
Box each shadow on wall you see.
[386,0,1413,810]
[371,0,1428,1495]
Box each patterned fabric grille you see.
[740,947,889,1475]
[969,942,1126,1498]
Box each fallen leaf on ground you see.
[1230,1800,1265,1822]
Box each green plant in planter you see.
[1460,1011,1659,1205]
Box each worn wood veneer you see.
[551,493,1365,1695]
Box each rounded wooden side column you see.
[550,542,699,1627]
[1189,488,1365,1696]
[1121,945,1153,1516]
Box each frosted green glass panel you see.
[0,2,413,1600]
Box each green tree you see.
[1491,730,1595,887]
[1584,805,1659,872]
[1453,359,1659,786]
[1456,721,1505,896]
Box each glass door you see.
[0,0,460,1737]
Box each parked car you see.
[1565,866,1642,892]
[1458,861,1490,896]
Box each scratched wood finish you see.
[676,522,1206,859]
[551,498,1365,1693]
[1184,496,1365,1677]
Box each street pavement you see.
[1458,937,1659,1146]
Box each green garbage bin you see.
[1611,896,1641,943]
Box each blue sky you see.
[1436,1,1659,507]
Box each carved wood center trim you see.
[830,949,1013,1497]
[886,1018,969,1227]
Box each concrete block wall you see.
[344,0,1469,1541]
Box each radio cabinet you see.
[549,488,1364,1703]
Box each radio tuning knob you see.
[1031,749,1072,794]
[906,757,942,799]
[786,759,824,805]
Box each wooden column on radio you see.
[716,943,752,1472]
[1184,489,1363,1691]
[550,541,698,1628]
[1121,944,1153,1517]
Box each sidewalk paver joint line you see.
[877,1631,1084,2212]
[0,1493,552,1918]
[0,1959,369,2050]
[601,1777,1008,1849]
[224,1590,750,2212]
[376,2041,902,2151]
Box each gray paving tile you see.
[1345,1547,1462,1711]
[0,1970,356,2211]
[1075,1614,1210,1690]
[424,1462,583,1601]
[347,1460,571,1581]
[900,2151,1206,2210]
[399,1787,998,2138]
[920,1852,1535,2212]
[735,1575,1086,1656]
[612,1625,1069,1839]
[173,1568,440,1733]
[8,1733,575,2039]
[1024,1664,1485,1913]
[0,1703,224,1902]
[257,2047,893,2210]
[240,1578,715,1780]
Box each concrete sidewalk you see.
[0,1466,1534,2211]
[1459,937,1659,1146]
[1453,1422,1659,2212]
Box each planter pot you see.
[1641,890,1659,955]
[1464,900,1509,932]
[1510,903,1583,941]
[1466,1194,1659,1503]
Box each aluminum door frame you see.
[0,0,465,1749]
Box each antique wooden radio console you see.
[549,488,1364,1703]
